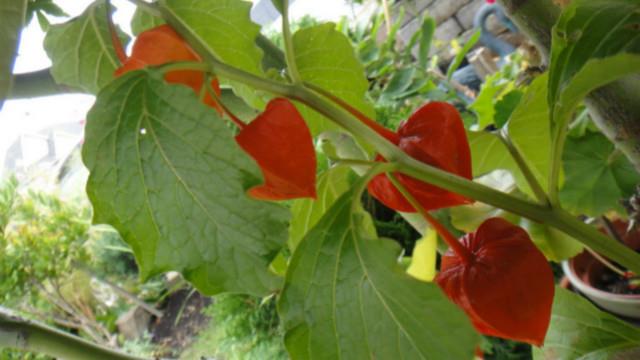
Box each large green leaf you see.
[288,165,354,251]
[534,288,640,359]
[507,74,552,197]
[520,220,582,262]
[560,132,640,216]
[293,23,375,136]
[159,0,266,109]
[468,130,534,196]
[82,70,289,296]
[130,7,165,35]
[279,183,478,359]
[548,0,640,126]
[43,0,128,94]
[0,0,27,109]
[417,17,435,69]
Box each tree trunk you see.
[499,0,640,172]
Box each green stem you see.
[334,159,378,167]
[158,6,640,274]
[105,0,126,64]
[498,129,549,206]
[204,74,247,129]
[387,173,473,264]
[548,114,568,205]
[281,0,302,83]
[156,61,210,73]
[0,307,147,360]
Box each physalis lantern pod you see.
[115,25,223,114]
[367,102,473,212]
[436,217,555,346]
[236,98,317,201]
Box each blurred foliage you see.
[0,176,165,357]
[0,176,90,306]
[182,294,286,360]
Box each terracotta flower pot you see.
[562,221,640,319]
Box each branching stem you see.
[204,74,247,130]
[105,0,126,64]
[387,173,473,264]
[281,0,302,83]
[153,3,640,274]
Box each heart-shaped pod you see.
[236,98,317,201]
[368,102,473,212]
[115,25,222,113]
[436,217,555,346]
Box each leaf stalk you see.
[281,0,302,84]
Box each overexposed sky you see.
[0,0,357,176]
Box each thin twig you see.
[600,216,625,244]
[584,247,628,277]
[387,173,473,264]
[204,75,247,129]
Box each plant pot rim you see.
[562,261,640,301]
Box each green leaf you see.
[271,0,284,14]
[468,130,516,175]
[418,17,436,69]
[36,11,50,32]
[43,0,128,94]
[0,0,27,109]
[534,288,640,359]
[27,0,67,19]
[318,131,368,166]
[382,67,415,99]
[279,184,478,359]
[159,0,266,108]
[548,0,640,127]
[469,73,513,129]
[560,132,640,216]
[493,90,523,129]
[507,74,552,197]
[468,130,543,198]
[82,70,289,296]
[520,220,583,262]
[293,23,375,136]
[288,166,354,251]
[446,29,480,80]
[130,7,165,35]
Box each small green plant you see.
[182,294,286,360]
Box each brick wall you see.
[393,0,487,61]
